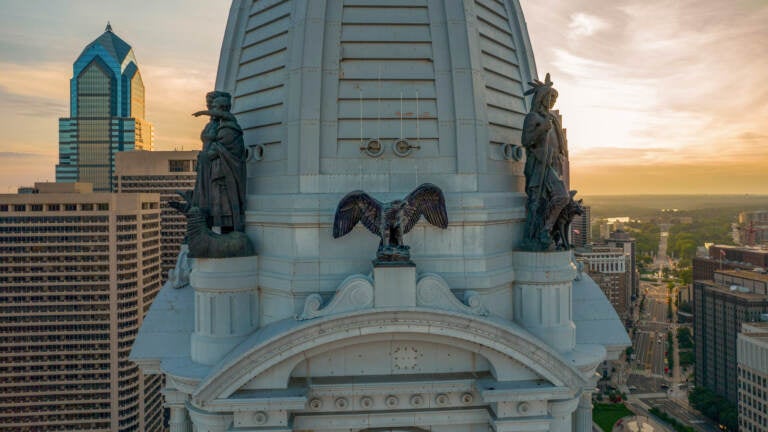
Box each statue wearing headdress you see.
[190,91,247,233]
[520,73,573,251]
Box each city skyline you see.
[0,0,766,194]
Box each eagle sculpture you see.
[333,183,449,263]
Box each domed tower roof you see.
[214,0,541,317]
[216,1,537,191]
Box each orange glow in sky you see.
[0,0,766,194]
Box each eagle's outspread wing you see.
[333,191,382,238]
[401,183,448,234]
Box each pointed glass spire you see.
[105,21,112,32]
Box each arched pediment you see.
[192,309,588,404]
[290,339,502,379]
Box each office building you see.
[571,205,591,249]
[576,246,631,317]
[737,321,768,432]
[56,24,153,192]
[115,151,198,282]
[0,183,164,431]
[693,245,768,282]
[694,269,768,403]
[607,229,639,298]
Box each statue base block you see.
[373,263,416,308]
[190,255,259,365]
[512,250,576,352]
[374,245,412,264]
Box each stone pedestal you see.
[169,406,192,432]
[575,391,593,432]
[549,398,579,432]
[190,255,259,365]
[512,250,576,352]
[165,388,192,432]
[373,263,417,307]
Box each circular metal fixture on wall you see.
[308,398,323,410]
[392,139,420,157]
[410,394,424,407]
[460,392,474,404]
[435,393,450,406]
[361,139,385,157]
[385,395,399,408]
[359,396,374,409]
[335,397,349,409]
[517,401,530,414]
[253,411,268,424]
[247,143,265,161]
[502,143,523,161]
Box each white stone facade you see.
[131,1,630,431]
[738,322,768,432]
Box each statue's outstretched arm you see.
[192,109,237,121]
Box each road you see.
[644,398,719,432]
[621,222,715,432]
[635,281,672,377]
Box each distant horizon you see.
[0,1,766,194]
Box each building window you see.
[168,160,192,172]
[97,203,109,211]
[65,204,77,211]
[30,204,43,212]
[47,204,61,211]
[0,204,8,212]
[13,204,25,211]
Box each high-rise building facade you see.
[0,183,164,431]
[608,229,639,299]
[56,24,153,192]
[576,246,631,317]
[571,205,591,249]
[737,321,768,432]
[694,270,768,403]
[114,151,198,282]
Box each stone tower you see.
[132,2,629,431]
[216,0,538,323]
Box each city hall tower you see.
[133,2,630,431]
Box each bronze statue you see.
[520,73,573,251]
[552,190,584,250]
[333,183,449,263]
[169,91,253,259]
[190,91,246,233]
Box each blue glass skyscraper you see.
[56,23,153,191]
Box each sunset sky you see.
[0,0,766,194]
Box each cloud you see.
[139,64,214,151]
[568,13,609,39]
[521,0,768,187]
[0,62,69,101]
[0,86,66,117]
[0,152,51,159]
[572,161,768,195]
